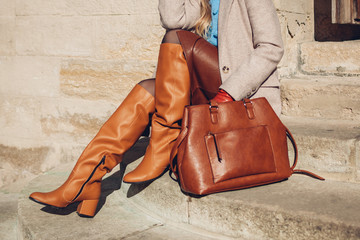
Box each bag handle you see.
[286,127,325,180]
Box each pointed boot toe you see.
[29,191,64,208]
[29,192,45,204]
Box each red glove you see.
[212,89,234,103]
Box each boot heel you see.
[77,199,99,218]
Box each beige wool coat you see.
[158,0,284,114]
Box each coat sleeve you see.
[219,0,284,101]
[158,0,201,30]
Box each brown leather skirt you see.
[176,30,221,105]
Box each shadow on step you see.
[97,138,152,214]
[40,138,152,217]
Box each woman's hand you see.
[212,89,234,103]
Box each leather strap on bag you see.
[286,127,325,180]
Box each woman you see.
[29,0,283,217]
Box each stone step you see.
[299,40,360,75]
[18,160,226,240]
[282,116,360,183]
[0,191,19,240]
[280,76,360,121]
[19,140,360,240]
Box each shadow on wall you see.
[315,0,360,41]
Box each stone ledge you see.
[282,116,360,182]
[281,76,360,120]
[121,151,360,239]
[18,139,360,240]
[300,40,360,75]
[18,160,222,240]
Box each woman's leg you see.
[123,30,190,183]
[29,83,155,217]
[29,29,188,216]
[138,78,155,97]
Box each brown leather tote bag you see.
[170,99,324,196]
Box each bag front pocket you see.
[205,125,276,184]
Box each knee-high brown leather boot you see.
[123,43,190,183]
[29,84,155,217]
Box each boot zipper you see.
[71,156,106,202]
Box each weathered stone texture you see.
[357,141,360,182]
[16,16,93,56]
[275,0,314,77]
[0,56,60,97]
[0,94,116,141]
[16,0,158,16]
[300,41,360,75]
[295,135,356,181]
[0,144,49,187]
[18,159,360,239]
[0,17,15,55]
[122,149,190,224]
[0,93,116,187]
[274,0,312,14]
[277,11,313,76]
[0,192,18,240]
[282,116,360,182]
[0,0,15,16]
[93,15,163,60]
[60,59,156,102]
[281,77,360,120]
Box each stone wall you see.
[0,0,316,188]
[0,0,163,188]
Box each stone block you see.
[15,0,66,16]
[37,97,116,142]
[0,192,18,240]
[19,170,164,240]
[18,162,213,240]
[119,140,190,224]
[60,58,156,102]
[300,41,360,75]
[16,0,158,16]
[357,141,360,182]
[0,96,44,141]
[18,160,360,239]
[281,77,360,120]
[277,7,314,77]
[294,135,356,181]
[16,16,93,57]
[93,15,163,60]
[0,56,60,97]
[188,177,360,239]
[284,13,312,41]
[73,0,158,15]
[274,0,313,14]
[132,0,159,15]
[0,144,50,188]
[0,17,15,55]
[277,11,313,77]
[0,0,15,16]
[0,135,88,189]
[0,94,115,145]
[282,116,359,182]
